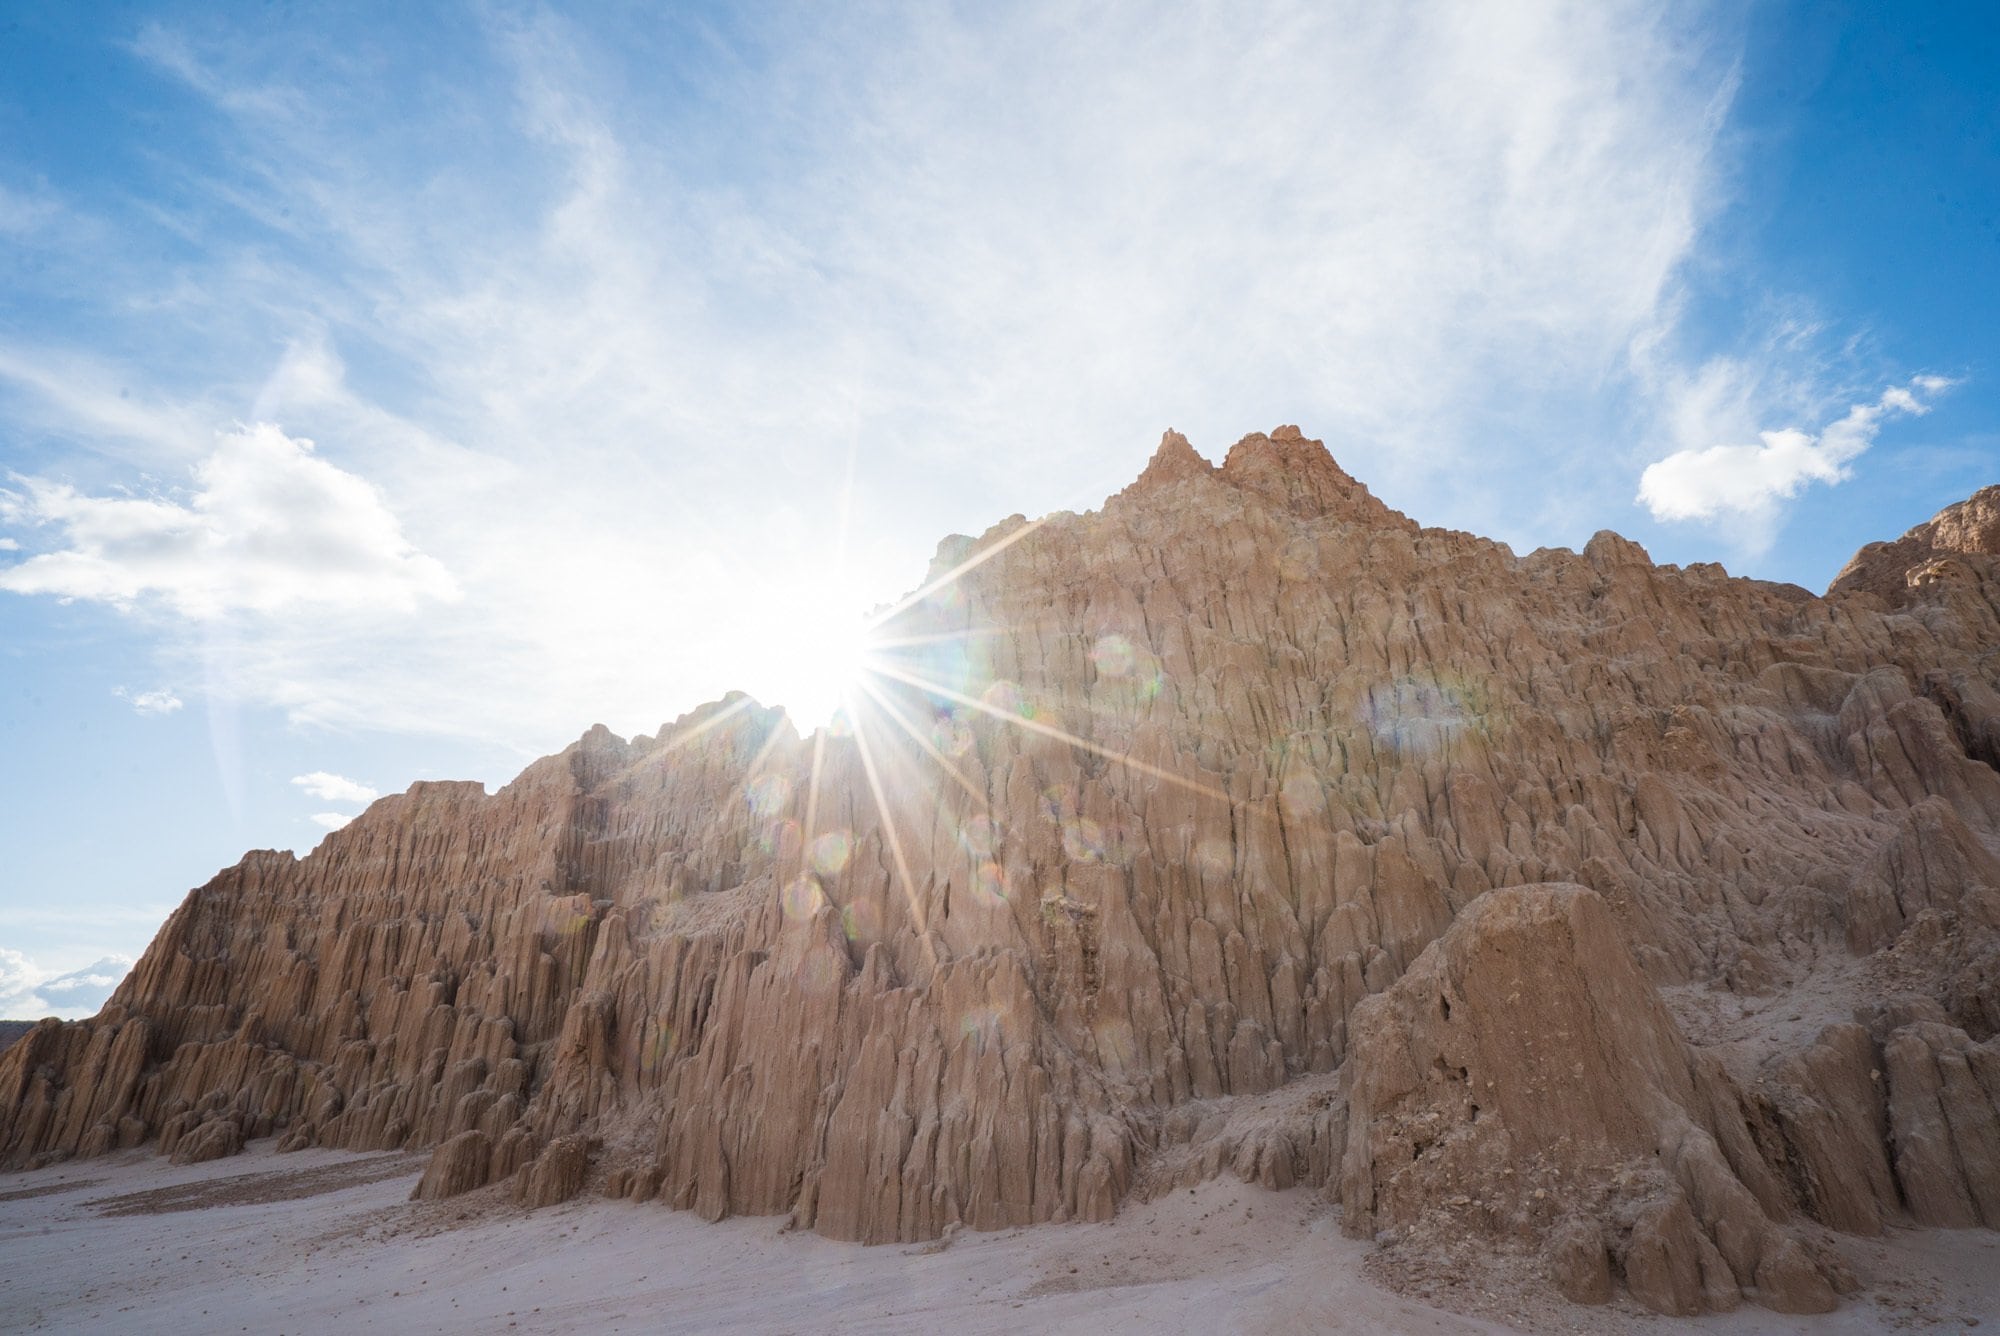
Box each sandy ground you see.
[1,1144,1994,1334]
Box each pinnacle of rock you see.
[4,429,1999,1320]
[1114,428,1216,501]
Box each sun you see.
[731,583,875,734]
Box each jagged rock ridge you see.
[5,427,2000,1316]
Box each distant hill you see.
[0,1021,36,1054]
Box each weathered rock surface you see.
[517,1134,592,1208]
[1546,1215,1613,1305]
[2,428,1997,1314]
[413,1129,492,1201]
[1831,483,2000,601]
[1338,884,1834,1314]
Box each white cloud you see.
[0,949,134,1021]
[3,5,1754,747]
[0,537,17,550]
[0,423,457,618]
[1638,375,1955,528]
[309,812,354,831]
[292,771,379,804]
[113,686,184,716]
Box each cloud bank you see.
[0,3,1801,750]
[0,424,457,619]
[0,950,134,1021]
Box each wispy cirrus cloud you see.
[0,182,63,237]
[0,2,1783,748]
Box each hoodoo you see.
[5,428,1998,1314]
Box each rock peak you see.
[1114,426,1413,530]
[1217,428,1411,527]
[1118,429,1216,498]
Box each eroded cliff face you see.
[6,426,2000,1315]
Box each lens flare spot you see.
[781,873,825,920]
[840,898,880,942]
[1062,817,1106,864]
[957,814,999,859]
[981,678,1034,719]
[757,817,801,858]
[1091,634,1136,678]
[930,710,975,758]
[1361,676,1494,755]
[808,830,853,878]
[547,909,592,937]
[972,859,1009,906]
[923,580,967,615]
[745,774,792,819]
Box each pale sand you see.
[1,1145,1993,1334]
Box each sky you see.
[1,1,1995,1017]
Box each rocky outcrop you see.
[413,1129,492,1201]
[1337,884,1835,1314]
[1882,1023,2000,1227]
[517,1135,592,1208]
[1831,484,2000,601]
[2,428,1997,1315]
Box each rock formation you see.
[1831,482,2000,601]
[4,426,1999,1315]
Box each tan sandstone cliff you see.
[5,427,1999,1315]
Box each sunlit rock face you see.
[5,428,2000,1314]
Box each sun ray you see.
[864,516,1048,630]
[697,693,796,850]
[848,702,933,949]
[855,675,988,807]
[871,661,1232,804]
[803,724,829,853]
[655,692,754,756]
[865,625,1012,650]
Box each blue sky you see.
[1,2,1995,1015]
